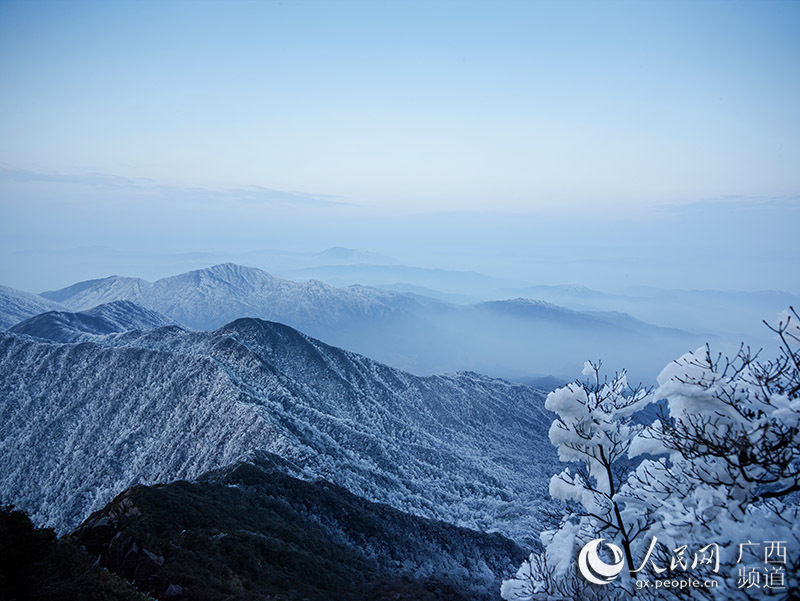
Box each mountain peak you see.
[0,285,65,329]
[8,301,177,342]
[179,263,276,284]
[205,262,263,275]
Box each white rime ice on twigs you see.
[502,308,800,600]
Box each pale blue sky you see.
[1,0,798,209]
[0,1,798,292]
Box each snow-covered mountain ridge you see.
[39,263,439,331]
[0,315,558,544]
[0,285,66,329]
[8,300,178,342]
[29,263,701,380]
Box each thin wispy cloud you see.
[655,194,800,215]
[0,164,147,188]
[0,164,356,209]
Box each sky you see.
[0,0,798,292]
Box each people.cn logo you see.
[578,538,626,585]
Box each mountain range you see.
[39,262,440,331]
[513,283,800,343]
[0,261,775,600]
[0,309,557,545]
[9,300,177,342]
[0,284,64,329]
[23,262,702,381]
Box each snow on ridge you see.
[35,263,422,331]
[0,285,67,329]
[8,300,179,342]
[0,318,558,544]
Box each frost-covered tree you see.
[655,308,800,502]
[502,363,652,600]
[503,309,800,601]
[621,308,800,599]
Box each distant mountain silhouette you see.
[0,285,65,329]
[9,300,177,342]
[31,263,702,380]
[40,263,439,331]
